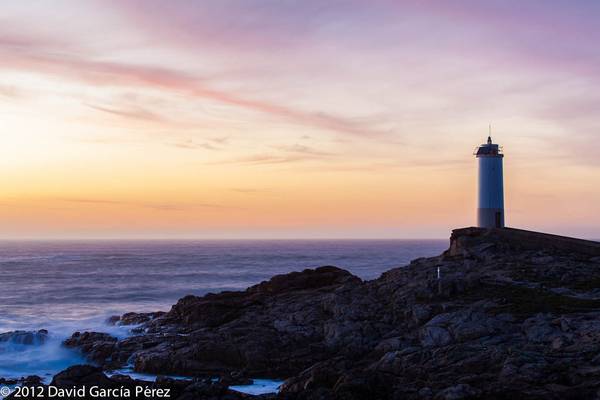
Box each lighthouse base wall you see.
[478,208,505,228]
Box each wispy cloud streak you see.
[0,34,386,137]
[0,84,21,98]
[58,198,232,211]
[84,103,166,122]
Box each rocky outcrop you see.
[0,330,48,345]
[66,266,370,379]
[111,312,166,326]
[62,228,600,399]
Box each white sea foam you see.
[0,315,137,381]
[230,379,283,395]
[0,333,82,382]
[106,368,193,382]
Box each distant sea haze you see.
[0,239,446,380]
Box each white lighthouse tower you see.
[474,134,505,228]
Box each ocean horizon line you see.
[0,236,450,242]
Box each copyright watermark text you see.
[0,385,170,399]
[0,386,12,398]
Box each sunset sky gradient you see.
[1,0,599,239]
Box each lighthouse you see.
[474,134,505,228]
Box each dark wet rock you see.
[176,380,230,400]
[219,371,253,386]
[106,315,121,325]
[50,365,114,387]
[434,384,481,400]
[0,330,48,345]
[280,357,348,394]
[63,227,600,399]
[119,311,166,326]
[21,376,43,386]
[420,325,453,347]
[64,332,119,366]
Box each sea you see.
[0,239,447,393]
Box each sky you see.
[1,0,599,239]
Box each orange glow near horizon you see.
[1,1,599,239]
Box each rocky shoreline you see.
[6,227,600,399]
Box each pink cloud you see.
[84,103,166,122]
[400,0,600,79]
[0,33,385,137]
[104,0,342,50]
